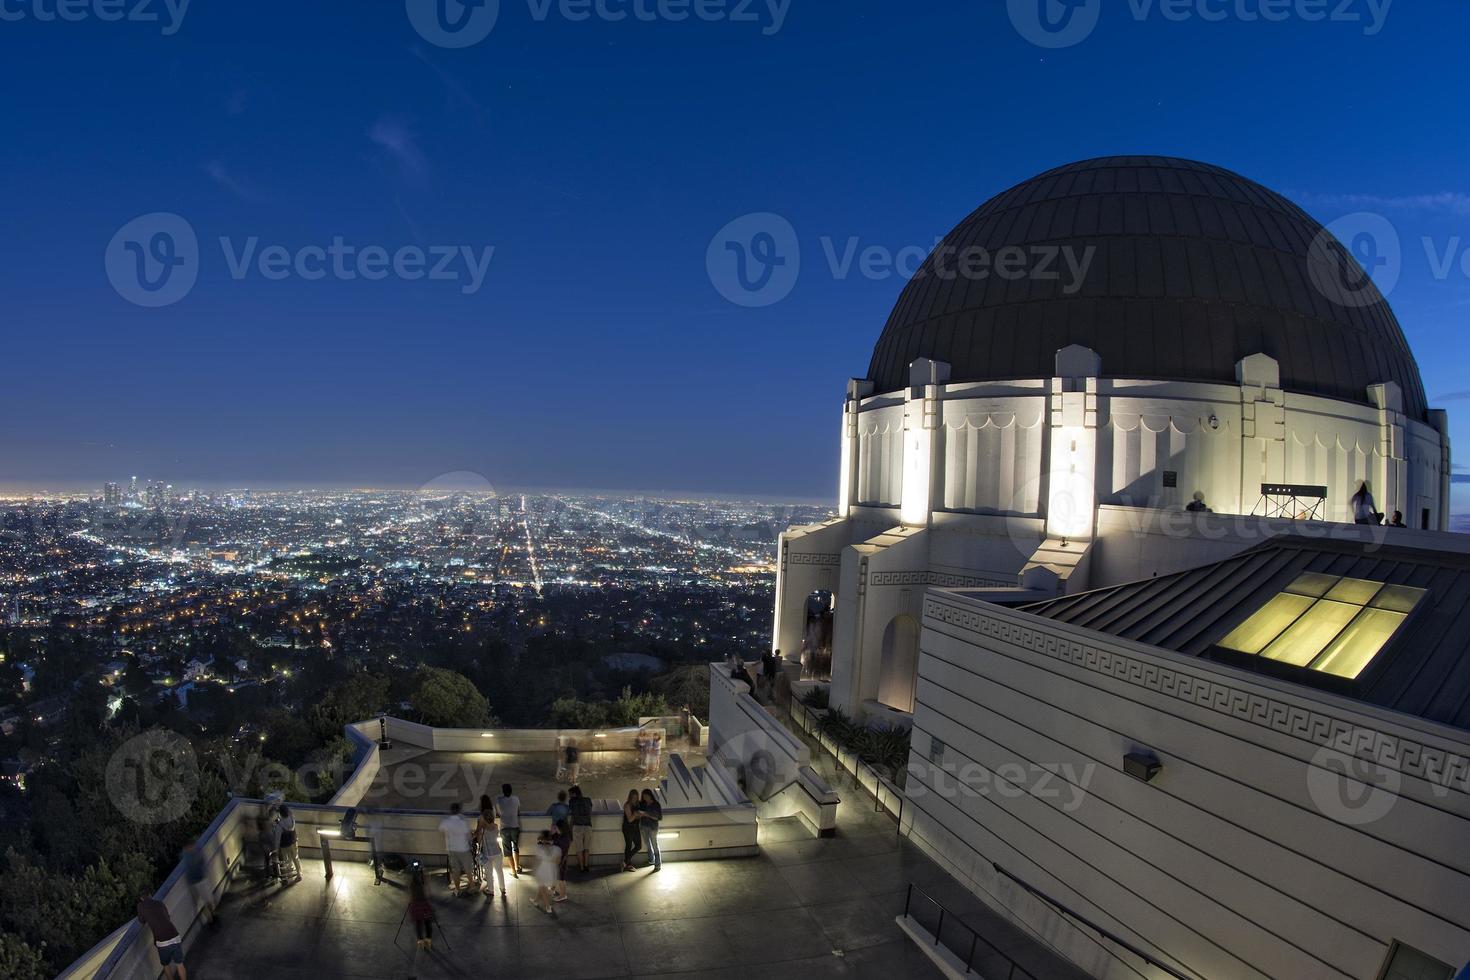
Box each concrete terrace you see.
[72,716,1100,978]
[187,815,931,979]
[185,793,1093,980]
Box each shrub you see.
[817,705,859,745]
[852,725,911,779]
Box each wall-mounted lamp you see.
[1123,750,1162,783]
[1207,413,1220,431]
[479,732,495,738]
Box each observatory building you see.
[759,158,1470,979]
[774,156,1452,722]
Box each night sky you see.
[2,1,1468,507]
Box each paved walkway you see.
[186,718,1094,979]
[187,825,942,980]
[784,711,1095,980]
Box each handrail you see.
[789,698,905,834]
[903,882,1039,979]
[992,864,1202,980]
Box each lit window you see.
[1218,574,1426,680]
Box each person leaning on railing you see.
[136,892,186,980]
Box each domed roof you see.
[868,156,1428,420]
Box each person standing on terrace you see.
[568,785,593,873]
[475,805,507,899]
[276,804,302,882]
[495,784,522,877]
[181,838,217,927]
[550,822,571,903]
[549,789,570,829]
[621,789,642,872]
[439,802,475,895]
[136,891,186,980]
[564,738,581,784]
[638,788,663,872]
[530,830,559,914]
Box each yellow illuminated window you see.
[1219,574,1426,680]
[1312,608,1406,679]
[1261,599,1360,666]
[1218,592,1314,654]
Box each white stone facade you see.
[774,347,1451,725]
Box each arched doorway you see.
[801,590,834,680]
[877,614,920,713]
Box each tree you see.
[549,697,609,729]
[608,687,671,727]
[408,667,490,728]
[122,654,151,697]
[0,849,153,973]
[258,710,318,769]
[0,932,47,980]
[652,664,710,719]
[306,671,389,740]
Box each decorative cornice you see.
[873,571,1013,589]
[923,595,1470,795]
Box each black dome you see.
[868,156,1428,420]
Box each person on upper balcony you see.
[1351,482,1381,526]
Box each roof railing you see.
[902,882,1040,979]
[992,864,1202,980]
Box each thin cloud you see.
[368,116,429,184]
[411,45,488,126]
[1294,191,1470,218]
[1434,391,1470,401]
[393,195,425,244]
[205,161,265,203]
[225,88,248,115]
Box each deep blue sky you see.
[2,0,1468,504]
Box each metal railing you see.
[903,882,1039,980]
[992,864,1201,980]
[789,696,906,833]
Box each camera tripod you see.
[393,903,454,957]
